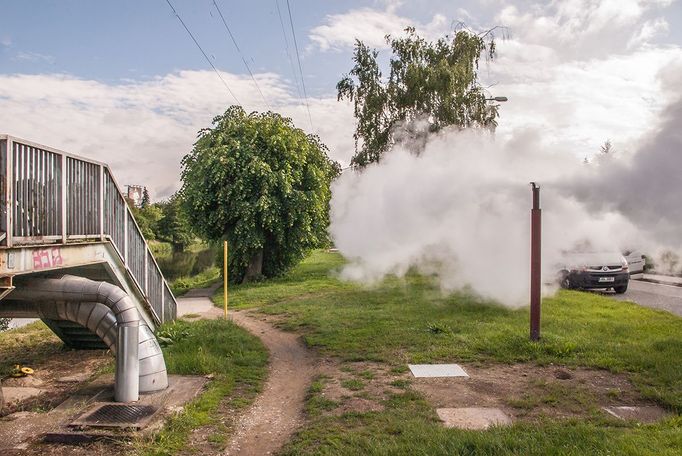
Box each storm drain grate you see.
[74,404,157,428]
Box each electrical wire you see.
[211,0,270,109]
[275,0,303,102]
[164,0,241,106]
[285,0,314,130]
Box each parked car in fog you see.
[623,249,645,274]
[557,251,630,294]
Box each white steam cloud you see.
[330,97,682,306]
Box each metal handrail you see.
[0,134,177,324]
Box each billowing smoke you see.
[329,97,682,306]
[563,97,682,246]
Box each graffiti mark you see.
[32,247,63,270]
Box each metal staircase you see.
[0,134,177,343]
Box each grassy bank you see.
[0,321,61,376]
[213,250,682,455]
[135,319,268,455]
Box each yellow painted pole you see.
[223,240,228,319]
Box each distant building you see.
[126,185,145,207]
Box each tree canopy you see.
[127,194,192,252]
[181,106,340,283]
[338,27,499,167]
[141,187,151,208]
[127,197,161,241]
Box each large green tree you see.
[338,27,499,167]
[181,106,340,283]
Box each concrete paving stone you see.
[176,297,215,316]
[408,364,469,378]
[2,386,44,403]
[602,405,668,423]
[2,375,45,387]
[437,407,512,430]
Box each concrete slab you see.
[69,375,207,431]
[409,364,469,378]
[602,406,669,423]
[437,407,512,430]
[8,318,38,329]
[2,386,44,404]
[181,282,221,299]
[0,375,208,452]
[177,297,216,316]
[2,375,45,387]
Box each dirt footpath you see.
[225,311,316,455]
[176,288,317,455]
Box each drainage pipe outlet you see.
[7,276,169,402]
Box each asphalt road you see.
[610,280,682,317]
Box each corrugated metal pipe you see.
[4,275,168,402]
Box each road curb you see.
[635,278,682,288]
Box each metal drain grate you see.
[75,404,157,428]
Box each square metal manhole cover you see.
[71,404,157,428]
[408,364,469,378]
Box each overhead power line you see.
[275,0,303,102]
[164,0,241,106]
[211,0,270,109]
[285,0,314,130]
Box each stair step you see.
[42,319,109,350]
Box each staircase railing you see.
[0,135,177,324]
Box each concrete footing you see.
[0,375,207,452]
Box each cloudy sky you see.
[1,0,681,199]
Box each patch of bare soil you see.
[0,348,115,455]
[1,348,112,417]
[292,358,667,425]
[225,311,317,456]
[412,363,662,421]
[315,360,407,416]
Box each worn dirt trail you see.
[177,286,317,455]
[225,311,316,455]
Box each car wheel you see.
[614,284,628,294]
[559,272,572,290]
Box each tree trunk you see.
[243,248,263,283]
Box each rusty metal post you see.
[530,182,542,341]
